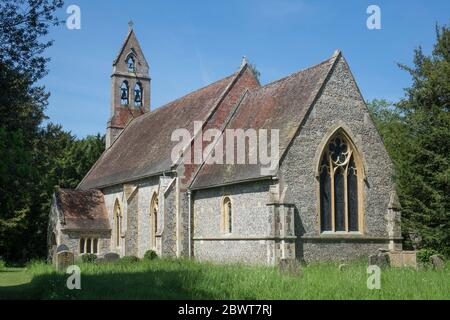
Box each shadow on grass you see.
[1,268,231,300]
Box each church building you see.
[48,27,402,265]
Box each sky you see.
[41,0,450,138]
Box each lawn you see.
[0,258,449,300]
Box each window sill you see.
[320,231,363,237]
[301,234,402,241]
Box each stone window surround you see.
[221,196,233,235]
[315,125,366,236]
[79,236,99,255]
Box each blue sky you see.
[42,0,450,138]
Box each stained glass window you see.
[319,133,362,233]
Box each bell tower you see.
[106,22,151,148]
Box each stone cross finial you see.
[241,55,248,68]
[128,20,134,31]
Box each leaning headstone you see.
[279,259,301,276]
[56,251,74,271]
[430,255,445,270]
[368,253,390,268]
[104,252,120,262]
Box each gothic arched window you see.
[222,197,232,234]
[134,82,143,107]
[120,81,129,105]
[126,55,135,72]
[150,193,158,249]
[319,132,362,233]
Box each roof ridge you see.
[112,28,134,65]
[257,55,335,91]
[135,72,238,122]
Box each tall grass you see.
[9,258,447,300]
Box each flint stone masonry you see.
[48,37,401,266]
[278,57,399,262]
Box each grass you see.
[0,258,449,299]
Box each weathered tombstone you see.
[56,251,74,271]
[430,255,445,270]
[54,244,74,271]
[104,252,120,262]
[338,263,348,272]
[56,244,69,254]
[388,251,417,269]
[368,253,390,268]
[279,259,301,276]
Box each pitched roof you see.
[56,189,110,231]
[78,73,237,189]
[190,53,339,189]
[113,28,149,68]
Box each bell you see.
[121,89,128,100]
[135,91,141,103]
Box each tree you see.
[370,25,450,256]
[395,25,450,255]
[0,0,63,262]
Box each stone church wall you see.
[102,175,161,257]
[192,180,274,264]
[279,56,400,262]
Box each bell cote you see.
[106,25,151,148]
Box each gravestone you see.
[388,251,417,269]
[279,259,301,276]
[338,263,348,272]
[368,253,390,268]
[56,251,74,271]
[104,252,120,262]
[430,255,445,270]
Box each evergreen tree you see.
[0,0,105,262]
[370,25,450,255]
[396,25,450,255]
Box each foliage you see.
[120,256,140,263]
[368,24,450,256]
[417,248,444,264]
[81,254,98,263]
[396,25,450,256]
[0,259,5,270]
[0,0,105,263]
[249,63,261,82]
[1,259,449,300]
[143,250,158,260]
[0,0,62,263]
[0,0,64,82]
